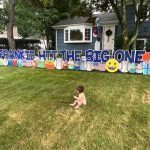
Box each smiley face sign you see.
[106,59,119,73]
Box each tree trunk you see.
[122,34,129,50]
[132,38,137,50]
[122,36,129,50]
[46,36,50,49]
[111,0,130,50]
[7,0,16,50]
[121,23,129,50]
[121,0,130,50]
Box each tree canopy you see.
[0,0,83,49]
[1,0,150,50]
[74,0,150,49]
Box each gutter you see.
[52,23,93,29]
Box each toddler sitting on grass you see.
[70,85,87,109]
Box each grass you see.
[0,66,150,150]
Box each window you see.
[138,5,149,21]
[65,30,68,41]
[136,38,147,50]
[70,29,83,41]
[64,26,92,43]
[85,29,91,41]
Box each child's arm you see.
[74,96,79,100]
[74,94,82,101]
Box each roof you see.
[53,14,119,29]
[25,35,46,40]
[53,16,92,28]
[93,13,119,25]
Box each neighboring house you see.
[26,35,47,50]
[0,26,23,48]
[0,26,23,39]
[53,4,150,51]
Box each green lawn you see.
[0,66,150,150]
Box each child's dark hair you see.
[77,85,84,93]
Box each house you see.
[25,35,47,50]
[0,26,23,39]
[53,4,150,51]
[0,26,23,48]
[52,16,97,51]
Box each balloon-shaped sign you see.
[18,59,23,67]
[12,59,18,67]
[45,60,55,69]
[63,60,68,69]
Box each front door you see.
[95,40,100,51]
[102,25,115,51]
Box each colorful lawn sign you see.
[55,58,64,70]
[74,61,80,70]
[63,60,68,69]
[23,60,32,67]
[45,60,55,69]
[12,59,18,67]
[8,59,12,66]
[80,57,87,71]
[0,49,149,75]
[17,59,23,67]
[99,63,106,72]
[106,59,119,73]
[142,52,150,75]
[128,63,136,73]
[68,59,75,70]
[136,63,143,74]
[119,61,129,73]
[0,59,4,65]
[31,60,38,68]
[143,61,150,75]
[128,51,137,74]
[4,59,8,66]
[92,62,100,71]
[86,61,93,71]
[38,60,45,68]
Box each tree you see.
[109,0,150,50]
[77,0,150,50]
[7,0,16,49]
[2,0,82,49]
[4,0,53,49]
[0,8,6,32]
[14,0,45,37]
[15,0,82,49]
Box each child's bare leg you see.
[70,100,78,106]
[74,102,82,109]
